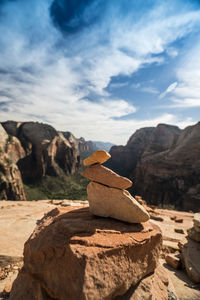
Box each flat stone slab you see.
[10,206,162,300]
[87,181,150,223]
[82,163,132,189]
[83,150,111,166]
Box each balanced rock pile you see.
[10,150,171,300]
[82,150,150,223]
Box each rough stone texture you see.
[165,253,181,270]
[105,122,200,212]
[194,213,200,232]
[1,121,80,183]
[122,265,169,300]
[10,206,162,300]
[180,238,200,283]
[82,164,132,189]
[194,223,200,233]
[2,202,199,300]
[0,124,26,201]
[187,227,200,242]
[83,149,111,166]
[87,182,150,223]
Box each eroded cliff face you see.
[0,124,26,200]
[2,121,80,183]
[106,123,200,212]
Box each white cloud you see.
[171,98,200,108]
[169,41,200,107]
[0,0,199,144]
[159,82,178,99]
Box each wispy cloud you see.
[169,41,200,108]
[141,87,159,94]
[159,82,178,99]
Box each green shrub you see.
[24,168,89,201]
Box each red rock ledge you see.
[10,206,167,300]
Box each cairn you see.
[82,150,150,223]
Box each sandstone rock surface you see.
[106,122,200,212]
[187,227,200,242]
[10,206,162,300]
[165,253,181,269]
[0,124,26,200]
[1,121,80,183]
[180,238,200,283]
[122,265,169,300]
[83,149,110,166]
[87,182,150,223]
[194,213,200,232]
[82,163,132,189]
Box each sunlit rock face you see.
[106,122,200,212]
[1,121,80,183]
[0,124,26,200]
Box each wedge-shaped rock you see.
[83,150,110,166]
[82,164,132,189]
[87,182,150,223]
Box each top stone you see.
[83,150,111,166]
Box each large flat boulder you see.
[87,181,150,223]
[10,206,162,300]
[82,164,132,189]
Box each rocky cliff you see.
[1,121,80,184]
[106,123,200,212]
[0,124,26,200]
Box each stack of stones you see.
[187,213,200,242]
[82,150,150,223]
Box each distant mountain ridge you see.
[75,137,114,160]
[105,122,200,212]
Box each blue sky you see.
[0,0,200,144]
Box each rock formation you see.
[82,163,132,189]
[179,213,200,283]
[0,124,26,200]
[1,121,80,183]
[10,206,168,300]
[82,150,150,223]
[187,213,200,242]
[106,122,200,212]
